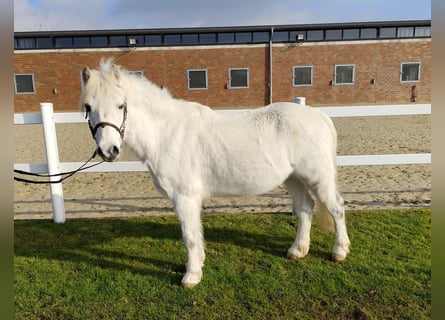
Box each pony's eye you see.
[118,104,125,110]
[84,104,91,113]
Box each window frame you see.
[228,68,250,89]
[334,64,355,85]
[187,69,208,90]
[400,62,421,83]
[14,73,36,94]
[293,66,313,87]
[128,71,144,77]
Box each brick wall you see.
[14,38,430,112]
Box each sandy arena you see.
[14,113,431,220]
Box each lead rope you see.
[14,150,104,184]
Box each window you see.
[55,37,73,48]
[182,34,199,45]
[273,31,289,42]
[343,29,359,40]
[228,68,249,88]
[307,30,324,41]
[397,27,414,38]
[293,66,313,86]
[235,32,252,43]
[16,38,35,49]
[415,26,431,37]
[326,29,342,40]
[145,35,162,45]
[360,28,377,39]
[400,62,421,82]
[200,33,216,44]
[91,36,108,47]
[253,32,269,43]
[164,34,181,45]
[15,74,35,94]
[73,36,90,48]
[36,37,52,49]
[335,65,355,85]
[380,27,396,38]
[109,35,127,46]
[218,33,234,44]
[187,69,208,90]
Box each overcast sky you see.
[14,0,431,32]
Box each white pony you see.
[80,59,350,288]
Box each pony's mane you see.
[98,57,172,99]
[99,57,118,75]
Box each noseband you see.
[86,103,127,140]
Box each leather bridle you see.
[86,103,128,140]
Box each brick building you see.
[14,20,431,113]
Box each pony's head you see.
[80,59,128,162]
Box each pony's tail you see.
[314,201,335,233]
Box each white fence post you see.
[293,97,306,105]
[40,103,66,223]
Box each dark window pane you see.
[229,69,249,88]
[109,35,127,46]
[218,33,234,44]
[343,29,359,39]
[401,63,420,81]
[164,34,181,45]
[55,37,72,48]
[15,74,35,93]
[253,31,269,43]
[361,28,377,39]
[188,70,207,89]
[273,31,289,42]
[182,34,199,45]
[335,65,354,84]
[36,37,52,48]
[326,29,342,40]
[235,32,252,43]
[307,30,323,41]
[294,67,312,85]
[145,35,162,45]
[91,36,108,47]
[200,33,216,44]
[380,27,396,38]
[73,37,90,48]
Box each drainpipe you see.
[269,27,274,104]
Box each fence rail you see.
[14,103,431,222]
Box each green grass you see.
[14,209,430,319]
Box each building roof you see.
[14,20,431,50]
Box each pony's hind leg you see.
[173,195,205,288]
[285,177,314,260]
[314,180,351,262]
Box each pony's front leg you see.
[173,195,205,288]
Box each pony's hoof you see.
[286,252,299,260]
[331,254,347,263]
[181,272,202,288]
[286,244,309,260]
[332,243,350,263]
[182,282,199,289]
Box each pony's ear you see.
[112,64,121,81]
[82,66,91,84]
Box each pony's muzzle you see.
[97,145,120,162]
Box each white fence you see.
[14,103,431,223]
